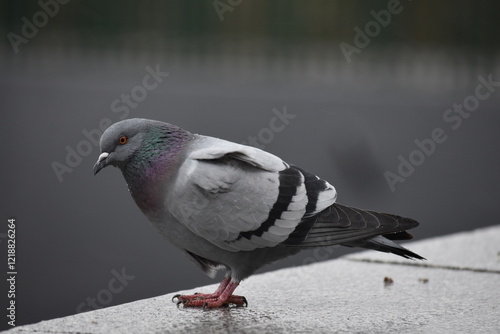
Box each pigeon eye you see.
[118,136,128,145]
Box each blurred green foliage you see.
[1,0,499,50]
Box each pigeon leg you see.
[173,278,247,308]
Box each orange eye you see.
[118,136,128,145]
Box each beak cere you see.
[93,152,110,175]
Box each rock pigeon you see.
[93,118,424,309]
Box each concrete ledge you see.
[6,226,500,334]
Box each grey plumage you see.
[93,118,424,308]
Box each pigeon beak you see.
[93,152,110,175]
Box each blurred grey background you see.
[1,0,499,330]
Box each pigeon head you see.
[93,118,148,175]
[93,118,191,177]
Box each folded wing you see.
[168,136,337,252]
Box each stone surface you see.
[5,225,500,334]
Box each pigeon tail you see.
[344,235,425,260]
[284,203,425,260]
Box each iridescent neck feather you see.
[122,124,192,213]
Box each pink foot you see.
[172,277,247,309]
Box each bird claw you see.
[172,279,245,309]
[173,294,248,309]
[200,296,248,309]
[201,302,235,310]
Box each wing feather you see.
[168,136,337,252]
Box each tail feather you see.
[283,203,424,260]
[344,235,425,260]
